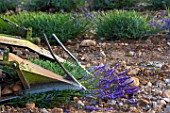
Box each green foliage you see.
[53,0,86,12]
[23,0,86,12]
[88,0,139,10]
[7,90,85,108]
[96,10,152,39]
[0,12,88,43]
[0,0,18,13]
[145,0,170,10]
[29,59,86,79]
[22,0,52,11]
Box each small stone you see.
[153,101,162,111]
[161,64,170,70]
[167,42,170,46]
[78,100,84,107]
[51,108,63,113]
[164,105,170,112]
[108,100,116,105]
[136,51,142,58]
[80,40,96,47]
[154,88,162,96]
[126,51,135,57]
[157,100,166,107]
[138,99,150,107]
[163,89,170,98]
[143,69,153,76]
[41,108,48,113]
[147,82,152,87]
[25,102,35,109]
[125,77,140,87]
[127,69,138,76]
[1,87,13,95]
[163,98,170,103]
[130,107,137,112]
[122,104,129,112]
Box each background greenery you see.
[0,12,89,43]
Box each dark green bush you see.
[22,0,52,11]
[23,0,86,12]
[53,0,86,12]
[96,10,152,39]
[0,0,18,13]
[88,0,139,10]
[0,12,89,43]
[145,0,170,10]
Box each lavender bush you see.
[80,63,139,103]
[148,10,170,36]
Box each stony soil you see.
[1,35,170,113]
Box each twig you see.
[43,33,86,90]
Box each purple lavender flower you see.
[80,73,88,80]
[65,109,71,113]
[91,13,95,18]
[97,9,101,14]
[126,87,139,94]
[118,76,131,84]
[148,21,153,25]
[46,98,52,102]
[162,10,166,16]
[130,100,138,104]
[153,21,160,27]
[105,108,114,111]
[85,106,100,111]
[117,70,129,76]
[121,80,134,87]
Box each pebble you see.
[128,77,140,87]
[163,98,170,103]
[164,105,170,113]
[51,108,63,113]
[108,100,116,105]
[138,99,150,107]
[167,42,170,46]
[127,69,139,76]
[147,82,152,87]
[126,51,135,57]
[154,88,162,96]
[25,102,35,109]
[163,89,170,98]
[78,100,85,107]
[80,40,96,47]
[42,108,48,113]
[152,101,162,111]
[157,100,166,107]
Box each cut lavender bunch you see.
[80,63,139,101]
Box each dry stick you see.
[43,34,86,90]
[52,34,90,74]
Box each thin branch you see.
[43,33,86,90]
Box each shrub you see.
[0,0,18,13]
[145,0,170,10]
[0,12,89,43]
[88,0,139,10]
[95,10,152,39]
[22,0,52,11]
[148,10,170,36]
[53,0,86,12]
[22,0,86,12]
